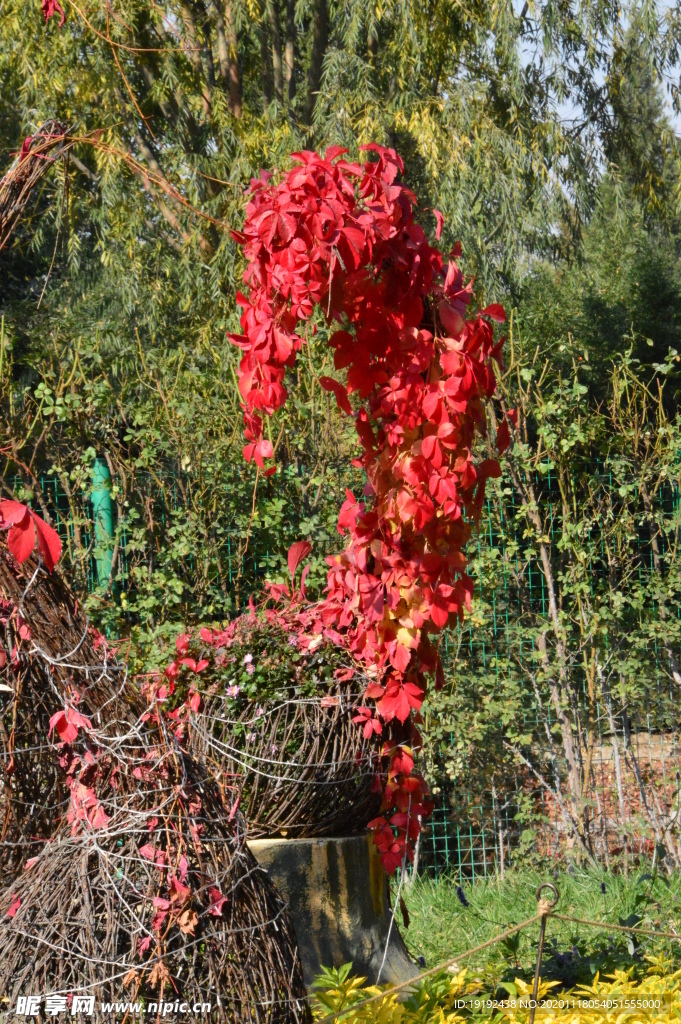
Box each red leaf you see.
[325,145,349,162]
[176,633,191,654]
[228,793,241,822]
[378,681,424,723]
[421,435,438,460]
[0,500,32,528]
[243,439,274,468]
[496,418,510,454]
[90,803,110,829]
[438,300,464,338]
[151,909,168,931]
[19,137,34,162]
[6,896,20,918]
[42,0,65,25]
[33,512,62,571]
[49,707,92,744]
[434,209,444,240]
[481,303,506,322]
[287,540,311,577]
[7,515,35,565]
[208,887,227,916]
[319,376,352,415]
[429,602,449,629]
[477,458,502,482]
[389,641,412,673]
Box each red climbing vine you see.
[227,144,511,873]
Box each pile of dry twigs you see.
[0,553,309,1022]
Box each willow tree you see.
[1,0,681,638]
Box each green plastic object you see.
[92,457,114,589]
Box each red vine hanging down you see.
[227,144,513,873]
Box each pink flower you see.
[246,663,255,675]
[243,653,253,664]
[226,684,240,698]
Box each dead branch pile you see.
[0,551,138,877]
[0,556,309,1021]
[0,121,72,251]
[0,737,309,1022]
[168,617,380,838]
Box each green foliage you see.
[400,869,681,989]
[311,869,681,1022]
[420,345,681,862]
[1,0,681,636]
[312,959,681,1023]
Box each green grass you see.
[398,866,681,992]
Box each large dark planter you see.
[249,834,420,989]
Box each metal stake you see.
[528,882,559,1024]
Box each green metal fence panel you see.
[21,466,681,874]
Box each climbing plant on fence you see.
[5,342,681,872]
[421,344,681,873]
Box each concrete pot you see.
[248,834,419,990]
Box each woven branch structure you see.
[189,682,380,839]
[0,121,72,251]
[160,618,381,838]
[0,556,310,1021]
[0,744,310,1022]
[0,550,135,878]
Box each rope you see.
[553,913,681,941]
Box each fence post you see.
[92,457,114,589]
[528,882,559,1024]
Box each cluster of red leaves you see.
[0,502,61,669]
[0,501,62,572]
[229,145,511,872]
[0,511,233,943]
[48,706,112,834]
[41,0,65,27]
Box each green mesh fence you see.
[20,468,681,875]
